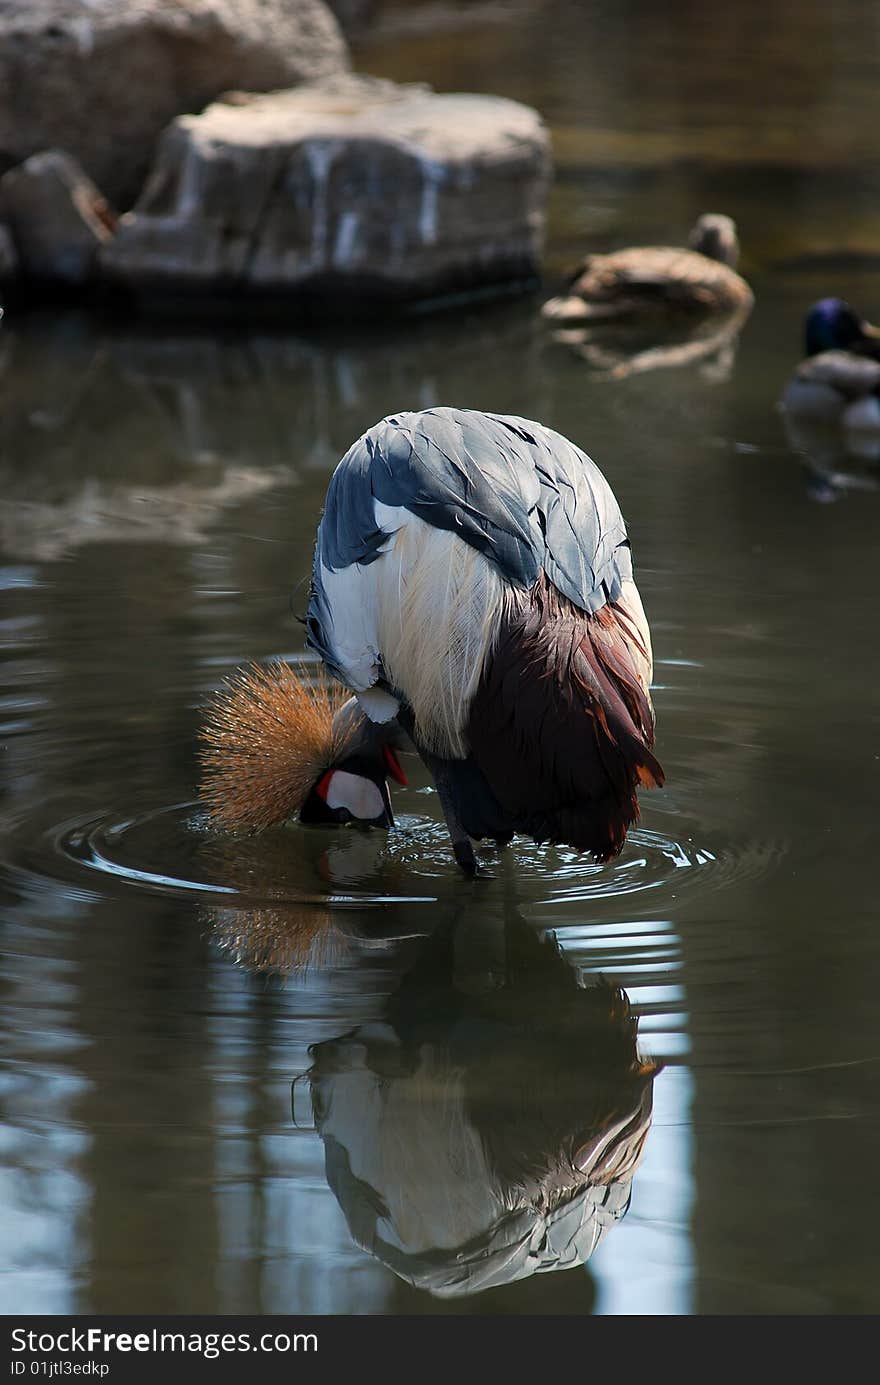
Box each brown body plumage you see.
[466,574,664,860]
[198,662,353,833]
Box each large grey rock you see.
[100,77,551,308]
[0,150,115,284]
[323,0,376,35]
[0,1,349,208]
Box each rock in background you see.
[101,76,552,310]
[323,0,377,37]
[0,0,349,209]
[0,223,17,283]
[0,151,116,285]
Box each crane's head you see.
[298,696,407,830]
[198,663,407,834]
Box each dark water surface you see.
[3,0,880,1316]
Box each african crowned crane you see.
[200,407,664,873]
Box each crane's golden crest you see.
[198,662,355,833]
[210,901,345,972]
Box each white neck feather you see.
[372,509,513,758]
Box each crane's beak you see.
[377,775,395,830]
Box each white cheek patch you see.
[356,686,400,723]
[325,771,385,821]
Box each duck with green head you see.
[781,298,880,431]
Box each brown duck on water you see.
[542,213,753,324]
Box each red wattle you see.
[315,770,334,802]
[382,745,408,786]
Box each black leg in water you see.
[431,760,479,875]
[395,704,484,876]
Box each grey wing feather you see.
[309,406,632,633]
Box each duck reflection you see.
[546,303,751,382]
[781,411,880,503]
[304,907,660,1298]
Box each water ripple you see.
[2,797,783,932]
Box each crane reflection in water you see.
[303,912,659,1298]
[205,861,659,1300]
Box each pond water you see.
[3,0,880,1316]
